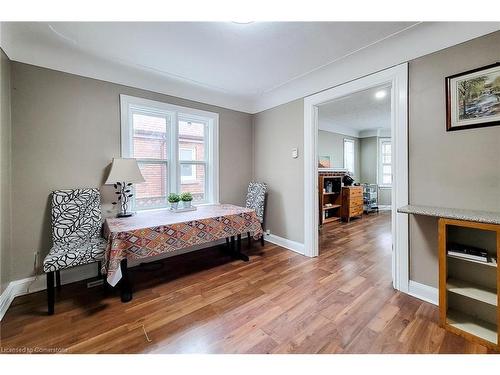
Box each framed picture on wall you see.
[318,155,331,168]
[446,62,500,131]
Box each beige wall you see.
[0,49,11,293]
[360,136,392,206]
[409,31,500,287]
[317,130,361,181]
[9,62,253,281]
[252,99,304,243]
[360,137,377,184]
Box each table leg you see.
[120,259,133,303]
[233,233,249,262]
[230,235,235,253]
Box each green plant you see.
[168,193,180,203]
[180,192,193,202]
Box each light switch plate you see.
[292,148,298,159]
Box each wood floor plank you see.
[0,211,494,353]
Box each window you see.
[378,138,392,187]
[343,138,355,174]
[120,95,219,210]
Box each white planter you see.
[182,201,192,209]
[170,202,179,210]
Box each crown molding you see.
[2,22,499,115]
[0,22,253,113]
[318,122,360,138]
[250,22,500,113]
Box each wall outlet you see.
[266,229,271,235]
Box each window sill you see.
[378,185,392,190]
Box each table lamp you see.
[105,158,145,217]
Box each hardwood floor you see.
[0,211,493,353]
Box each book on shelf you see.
[447,243,491,263]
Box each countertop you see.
[397,205,500,225]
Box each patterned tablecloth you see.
[103,204,263,286]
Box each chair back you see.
[245,182,267,223]
[51,188,102,245]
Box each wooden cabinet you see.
[438,218,500,351]
[319,176,342,225]
[341,186,363,222]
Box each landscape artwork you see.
[446,63,500,131]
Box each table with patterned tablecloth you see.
[103,204,263,295]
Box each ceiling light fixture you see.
[375,90,387,99]
[231,20,255,24]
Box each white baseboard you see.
[265,233,305,255]
[0,237,231,321]
[408,280,438,305]
[378,205,392,211]
[0,263,102,321]
[1,234,304,320]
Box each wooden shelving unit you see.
[439,218,500,350]
[318,175,342,226]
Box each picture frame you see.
[445,62,500,131]
[318,155,331,168]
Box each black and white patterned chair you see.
[245,182,267,246]
[43,188,106,315]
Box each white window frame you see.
[343,138,355,174]
[120,94,219,209]
[378,137,392,188]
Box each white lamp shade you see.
[105,158,145,185]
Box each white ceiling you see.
[318,84,391,137]
[2,22,500,113]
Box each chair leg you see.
[260,234,265,247]
[247,232,251,247]
[47,271,55,315]
[55,270,61,291]
[97,261,102,278]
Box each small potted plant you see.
[180,192,193,208]
[168,193,180,210]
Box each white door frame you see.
[303,63,409,293]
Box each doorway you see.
[303,63,409,293]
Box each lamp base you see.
[117,212,135,218]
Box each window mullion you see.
[170,112,179,194]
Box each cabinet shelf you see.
[447,278,497,306]
[447,309,497,345]
[447,254,497,268]
[323,217,340,224]
[323,205,341,211]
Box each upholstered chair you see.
[43,188,106,315]
[245,182,267,246]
